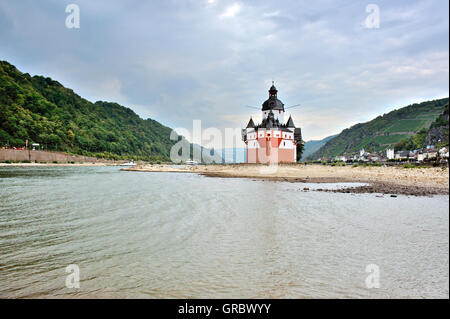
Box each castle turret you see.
[286,115,295,128]
[246,117,255,128]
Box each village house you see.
[423,148,438,160]
[439,147,449,163]
[417,151,426,162]
[395,150,410,160]
[386,148,395,160]
[439,147,449,158]
[368,153,380,162]
[335,155,347,162]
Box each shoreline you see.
[0,162,119,167]
[123,164,449,196]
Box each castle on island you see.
[242,82,302,163]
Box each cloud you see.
[219,3,241,19]
[263,11,280,18]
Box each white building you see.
[439,147,449,159]
[417,153,426,162]
[359,148,365,157]
[386,148,395,160]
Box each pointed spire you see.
[269,81,277,97]
[286,115,295,128]
[246,117,255,128]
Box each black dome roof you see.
[262,96,284,111]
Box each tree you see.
[296,140,305,162]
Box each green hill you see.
[0,60,177,161]
[309,98,449,160]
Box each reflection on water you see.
[0,166,448,298]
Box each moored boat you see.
[120,161,136,166]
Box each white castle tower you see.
[241,82,302,163]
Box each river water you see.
[0,166,448,298]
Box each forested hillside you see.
[309,98,448,159]
[0,61,176,161]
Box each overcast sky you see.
[1,0,448,147]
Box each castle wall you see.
[0,149,118,163]
[245,132,296,164]
[246,147,295,163]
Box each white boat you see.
[120,161,136,166]
[185,160,199,165]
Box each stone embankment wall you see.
[0,149,118,163]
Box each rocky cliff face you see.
[425,108,449,146]
[426,126,448,146]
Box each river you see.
[0,166,448,298]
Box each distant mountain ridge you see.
[308,98,449,160]
[219,148,246,163]
[301,134,337,161]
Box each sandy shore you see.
[123,163,449,196]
